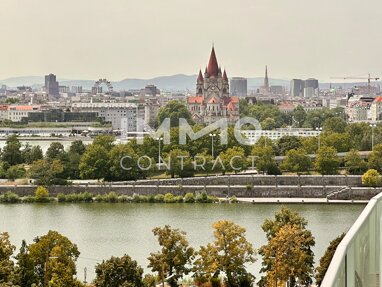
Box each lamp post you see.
[370,124,376,149]
[156,137,163,168]
[316,127,322,150]
[209,133,216,158]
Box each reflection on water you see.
[0,203,365,282]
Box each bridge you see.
[322,192,382,287]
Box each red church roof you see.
[374,96,382,103]
[188,96,204,104]
[207,47,219,77]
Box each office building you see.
[230,77,247,97]
[44,74,59,96]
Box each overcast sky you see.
[1,0,381,81]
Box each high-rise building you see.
[290,78,319,97]
[44,74,59,96]
[290,79,304,97]
[71,86,83,93]
[230,77,247,97]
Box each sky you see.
[1,0,382,82]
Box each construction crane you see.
[330,74,380,94]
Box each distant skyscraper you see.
[230,77,247,97]
[264,65,270,92]
[290,78,319,97]
[290,79,305,97]
[44,74,59,96]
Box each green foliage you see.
[29,159,65,186]
[362,169,381,187]
[1,135,23,166]
[276,136,302,156]
[34,186,49,202]
[57,192,94,203]
[46,142,65,161]
[368,144,382,173]
[183,193,195,203]
[157,100,194,128]
[251,145,280,175]
[22,144,43,164]
[315,233,345,286]
[218,146,247,174]
[0,232,16,285]
[315,146,340,175]
[344,149,367,175]
[95,192,119,203]
[6,165,26,181]
[0,191,21,203]
[148,225,195,287]
[322,117,347,133]
[281,148,312,174]
[164,149,194,178]
[292,105,306,128]
[79,144,110,180]
[163,193,176,203]
[26,230,81,287]
[195,220,255,287]
[95,254,144,287]
[259,207,315,287]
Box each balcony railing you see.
[322,192,382,287]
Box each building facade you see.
[187,47,239,124]
[45,74,59,96]
[230,77,247,97]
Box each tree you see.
[95,254,144,287]
[259,208,315,287]
[29,159,64,186]
[79,144,110,180]
[26,231,82,287]
[218,146,247,174]
[108,144,153,181]
[6,165,26,181]
[14,240,37,287]
[321,133,351,152]
[276,136,302,156]
[194,152,214,174]
[344,149,367,175]
[362,169,381,187]
[157,100,194,128]
[92,135,115,150]
[315,233,345,286]
[195,220,255,287]
[22,145,43,164]
[69,140,86,156]
[163,149,194,178]
[1,135,22,166]
[148,226,194,287]
[46,142,65,161]
[281,148,312,174]
[0,232,16,285]
[368,144,382,172]
[322,117,347,133]
[260,224,315,287]
[315,146,340,175]
[251,145,280,175]
[292,105,306,127]
[300,136,318,154]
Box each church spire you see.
[222,69,228,81]
[197,69,204,82]
[264,65,270,91]
[207,46,219,77]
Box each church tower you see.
[264,65,270,93]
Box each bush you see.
[0,191,21,203]
[196,192,210,203]
[229,195,238,203]
[174,195,184,203]
[184,193,195,203]
[154,194,164,203]
[57,192,94,203]
[34,186,50,202]
[164,193,175,203]
[105,192,119,203]
[362,169,381,187]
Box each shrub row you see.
[0,191,239,204]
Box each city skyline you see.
[1,0,382,82]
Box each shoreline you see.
[236,197,369,204]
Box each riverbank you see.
[237,197,369,204]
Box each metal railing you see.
[322,192,382,287]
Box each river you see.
[0,202,365,283]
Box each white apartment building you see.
[71,102,141,131]
[7,105,41,122]
[370,96,382,121]
[242,128,321,144]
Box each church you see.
[187,47,239,124]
